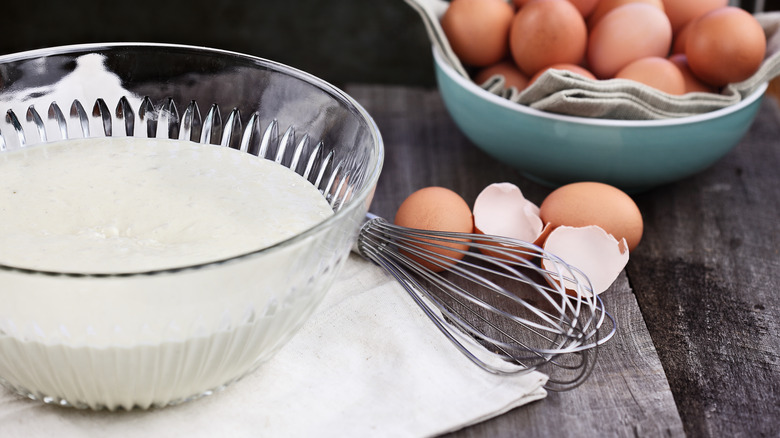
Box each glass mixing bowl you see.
[0,43,384,410]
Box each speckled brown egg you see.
[529,63,596,86]
[394,186,474,272]
[473,61,530,91]
[685,6,766,87]
[661,0,728,33]
[539,181,644,252]
[509,0,588,77]
[587,3,672,79]
[567,0,599,17]
[587,0,664,29]
[668,53,718,93]
[441,0,515,67]
[615,56,686,95]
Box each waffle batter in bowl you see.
[0,43,384,410]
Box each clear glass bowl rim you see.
[0,42,385,278]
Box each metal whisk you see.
[355,213,615,391]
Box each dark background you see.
[1,0,777,93]
[1,0,775,90]
[0,0,436,88]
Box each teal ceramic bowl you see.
[433,48,767,193]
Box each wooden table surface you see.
[344,83,780,437]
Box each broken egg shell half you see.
[473,182,548,261]
[541,225,629,297]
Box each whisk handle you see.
[351,213,384,258]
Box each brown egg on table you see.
[539,181,644,252]
[542,225,629,297]
[440,0,515,67]
[529,63,596,86]
[668,53,718,94]
[615,56,686,95]
[473,61,530,91]
[472,182,551,260]
[662,0,728,33]
[587,0,665,29]
[394,186,474,272]
[587,3,672,79]
[509,0,588,77]
[685,6,766,87]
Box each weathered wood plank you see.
[628,95,780,437]
[346,84,685,437]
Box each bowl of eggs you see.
[0,43,383,410]
[432,0,770,193]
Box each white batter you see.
[0,137,337,410]
[0,137,333,272]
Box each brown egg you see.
[685,6,766,87]
[587,3,672,79]
[473,61,530,91]
[539,181,643,252]
[394,186,473,272]
[668,53,718,93]
[615,57,686,95]
[672,20,693,55]
[529,63,596,86]
[509,0,588,77]
[587,0,664,29]
[662,0,728,33]
[516,0,598,17]
[441,0,515,67]
[567,0,599,17]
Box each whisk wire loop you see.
[356,215,616,390]
[382,247,574,360]
[362,246,543,375]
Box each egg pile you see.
[441,0,767,95]
[394,182,642,296]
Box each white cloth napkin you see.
[0,254,548,437]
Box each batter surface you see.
[0,137,333,272]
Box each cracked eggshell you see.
[473,182,551,260]
[542,225,629,297]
